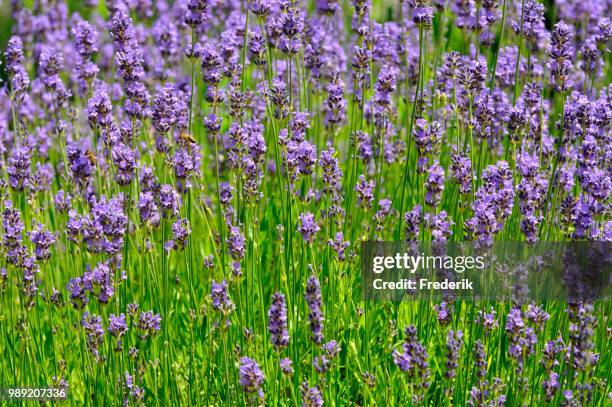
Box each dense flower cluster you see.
[0,0,609,404]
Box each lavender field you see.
[0,0,610,405]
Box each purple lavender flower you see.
[165,218,190,252]
[124,371,144,404]
[314,340,341,373]
[567,303,599,373]
[108,313,128,338]
[444,330,463,379]
[413,119,442,172]
[512,0,546,45]
[298,212,320,244]
[20,256,40,309]
[278,7,304,40]
[546,21,574,92]
[525,304,550,331]
[71,19,98,57]
[477,307,499,332]
[248,29,267,66]
[39,46,63,79]
[152,18,179,60]
[159,185,180,218]
[239,357,265,400]
[408,0,434,27]
[250,0,272,18]
[2,201,25,266]
[115,49,145,83]
[280,357,293,375]
[87,88,113,130]
[172,148,195,192]
[82,261,115,304]
[67,276,88,310]
[66,143,94,186]
[210,280,235,316]
[227,225,246,261]
[200,43,223,85]
[305,275,324,344]
[425,211,453,244]
[84,194,128,255]
[595,18,611,43]
[325,73,347,126]
[138,192,161,228]
[327,232,350,261]
[467,161,514,247]
[374,65,397,111]
[505,308,536,377]
[111,143,136,186]
[580,38,600,75]
[392,325,430,401]
[542,371,560,401]
[4,36,26,75]
[268,292,289,350]
[7,146,31,191]
[424,162,445,207]
[474,340,487,379]
[109,11,135,50]
[450,153,472,194]
[355,175,375,209]
[246,121,267,163]
[435,301,452,325]
[30,223,55,261]
[404,205,422,242]
[136,310,162,339]
[108,313,128,350]
[301,383,323,407]
[152,85,178,134]
[287,141,317,176]
[81,312,104,361]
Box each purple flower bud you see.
[7,146,31,191]
[424,162,445,207]
[152,85,178,134]
[30,223,55,261]
[355,175,375,209]
[239,357,265,399]
[71,19,98,58]
[111,143,136,186]
[268,292,289,350]
[136,310,162,339]
[305,275,324,344]
[159,185,180,218]
[392,325,430,398]
[300,383,323,407]
[444,329,463,379]
[138,192,160,228]
[280,358,293,375]
[5,36,25,74]
[81,312,104,361]
[298,212,320,244]
[326,73,347,125]
[165,218,190,252]
[54,190,72,214]
[408,0,434,26]
[227,225,246,260]
[314,340,341,373]
[328,232,350,261]
[108,313,128,338]
[546,21,574,92]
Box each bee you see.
[179,132,197,144]
[85,150,97,165]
